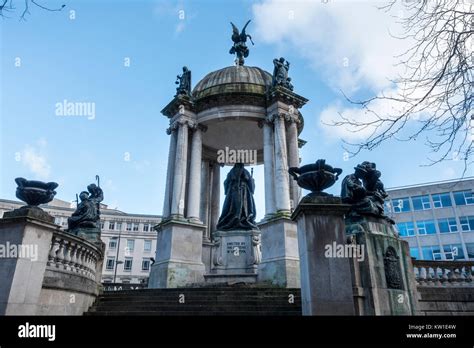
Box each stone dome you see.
[192,66,272,100]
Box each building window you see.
[421,246,441,260]
[409,248,419,259]
[432,193,452,208]
[106,257,115,270]
[101,221,105,229]
[142,258,151,271]
[109,222,115,230]
[453,190,474,206]
[126,239,135,252]
[416,220,436,235]
[143,224,149,232]
[396,222,415,237]
[437,218,458,233]
[116,222,122,231]
[459,216,474,231]
[392,197,411,213]
[133,223,139,231]
[466,243,474,259]
[108,237,118,249]
[411,195,431,211]
[443,244,464,260]
[124,257,133,271]
[144,240,152,252]
[126,223,132,231]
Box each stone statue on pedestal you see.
[217,163,257,230]
[68,181,104,243]
[272,57,294,91]
[175,66,191,96]
[341,161,394,223]
[229,20,254,66]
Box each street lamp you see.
[113,260,123,284]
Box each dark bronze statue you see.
[341,161,394,223]
[229,20,254,66]
[272,57,293,91]
[68,179,104,243]
[175,66,191,96]
[289,159,342,197]
[217,163,258,230]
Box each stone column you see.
[261,120,276,217]
[187,125,203,222]
[273,114,291,214]
[287,118,300,211]
[162,126,178,218]
[210,162,220,234]
[200,160,210,239]
[171,119,189,218]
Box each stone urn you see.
[15,177,58,206]
[289,159,342,197]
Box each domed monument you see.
[149,21,308,288]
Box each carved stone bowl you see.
[15,177,58,206]
[296,170,339,194]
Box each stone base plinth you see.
[148,219,206,288]
[346,215,419,315]
[292,195,355,315]
[0,208,59,315]
[206,230,261,284]
[257,217,300,288]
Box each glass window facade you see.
[412,195,431,211]
[443,244,464,260]
[397,222,415,237]
[460,216,474,231]
[142,259,150,271]
[108,237,118,249]
[466,243,474,259]
[126,239,135,251]
[144,240,152,252]
[432,192,452,208]
[392,197,411,213]
[409,247,419,259]
[453,190,474,206]
[124,257,133,271]
[416,220,437,235]
[106,257,115,270]
[421,246,441,260]
[437,218,458,233]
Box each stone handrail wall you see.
[412,260,474,287]
[46,230,103,282]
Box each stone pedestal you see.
[346,215,418,315]
[205,229,261,284]
[292,196,355,315]
[257,217,300,288]
[148,219,206,288]
[0,207,58,315]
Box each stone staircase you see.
[86,286,302,316]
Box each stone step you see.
[85,310,302,316]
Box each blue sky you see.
[0,0,470,219]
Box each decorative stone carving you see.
[384,246,403,290]
[251,234,262,265]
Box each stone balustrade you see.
[46,230,104,283]
[412,259,474,287]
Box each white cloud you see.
[252,0,419,142]
[20,140,51,180]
